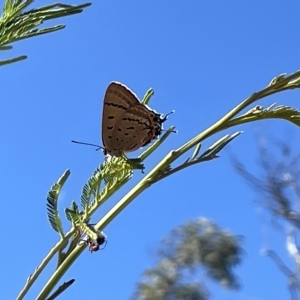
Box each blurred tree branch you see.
[233,137,300,299]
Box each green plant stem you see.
[46,278,75,300]
[16,230,74,300]
[36,239,88,299]
[151,153,219,183]
[0,55,26,65]
[95,71,300,230]
[36,178,150,299]
[177,70,300,156]
[34,69,300,299]
[138,126,175,161]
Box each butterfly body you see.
[102,82,167,157]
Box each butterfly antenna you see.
[165,110,175,118]
[162,110,176,133]
[161,110,175,123]
[71,140,104,151]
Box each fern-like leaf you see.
[66,210,97,241]
[88,161,133,211]
[80,167,102,211]
[65,201,80,222]
[264,104,300,127]
[226,103,300,129]
[46,169,70,237]
[0,1,91,65]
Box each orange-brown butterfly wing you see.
[102,82,166,157]
[102,82,140,156]
[108,104,159,154]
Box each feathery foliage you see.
[46,169,70,237]
[0,0,91,66]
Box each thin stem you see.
[36,241,88,300]
[0,55,27,66]
[150,154,219,183]
[177,70,300,157]
[16,230,75,300]
[36,177,150,299]
[34,70,300,299]
[46,279,75,300]
[94,71,300,232]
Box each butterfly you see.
[102,82,168,157]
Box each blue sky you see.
[2,1,300,299]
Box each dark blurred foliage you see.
[131,218,243,300]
